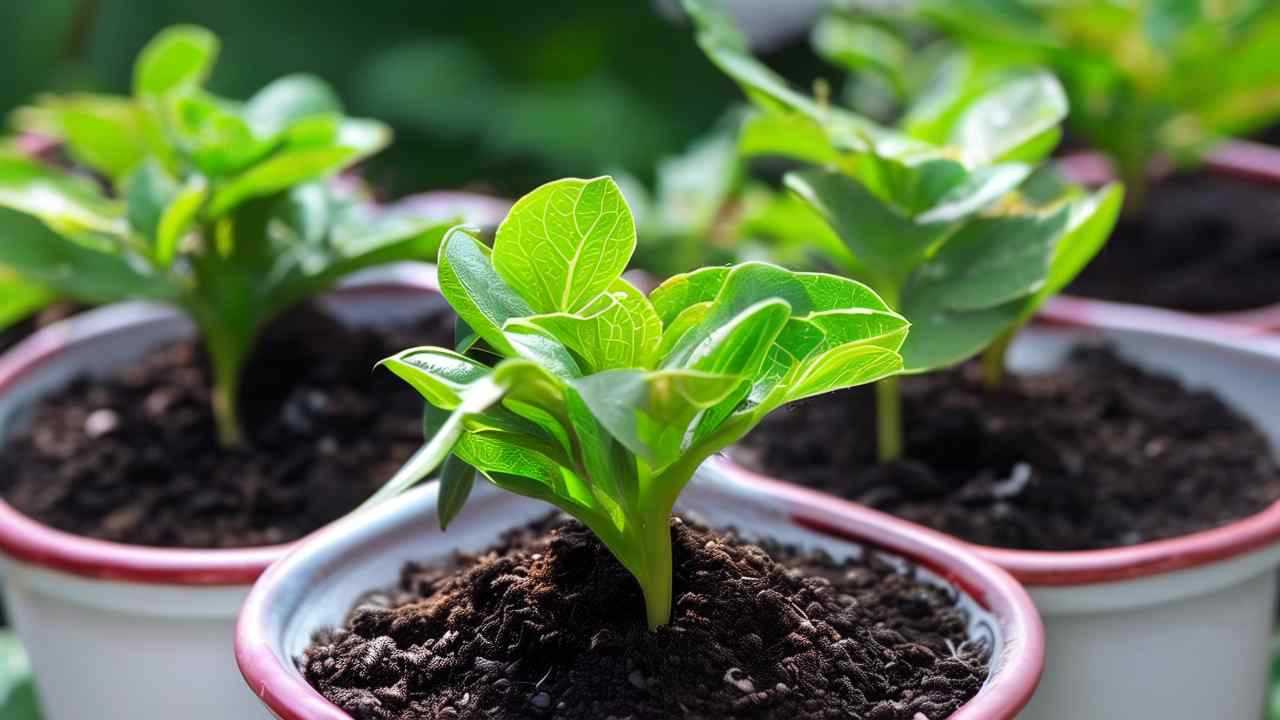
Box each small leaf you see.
[435,226,529,353]
[243,75,343,138]
[207,146,357,217]
[492,176,636,314]
[516,279,661,372]
[155,176,208,266]
[951,72,1067,165]
[58,98,149,180]
[133,25,219,98]
[0,271,55,331]
[125,160,177,241]
[650,267,730,325]
[785,343,904,404]
[378,347,493,408]
[436,455,476,530]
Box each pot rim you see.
[0,277,442,587]
[727,304,1280,588]
[1057,138,1280,328]
[235,476,1044,720]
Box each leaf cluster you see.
[917,0,1280,198]
[686,0,1122,374]
[0,26,456,444]
[377,176,908,628]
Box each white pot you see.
[724,298,1280,720]
[236,466,1044,719]
[0,279,448,720]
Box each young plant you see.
[917,0,1280,206]
[0,26,456,446]
[372,176,909,629]
[686,0,1123,460]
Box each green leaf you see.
[0,207,174,304]
[812,16,910,95]
[573,368,742,465]
[243,75,343,138]
[1019,182,1123,321]
[206,146,358,217]
[784,343,904,404]
[899,210,1066,371]
[916,163,1032,223]
[515,279,662,373]
[134,25,219,98]
[650,267,731,325]
[155,176,208,266]
[0,153,123,234]
[58,98,149,180]
[125,160,178,241]
[0,631,39,720]
[0,271,55,331]
[436,227,533,355]
[785,169,941,283]
[492,176,636,313]
[377,346,493,408]
[436,455,476,530]
[951,72,1067,165]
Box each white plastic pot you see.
[0,279,451,720]
[236,466,1044,719]
[722,302,1280,720]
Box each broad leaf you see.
[951,72,1067,165]
[134,25,219,98]
[436,455,476,530]
[517,279,661,372]
[492,176,636,313]
[436,227,533,355]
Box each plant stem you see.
[876,376,902,463]
[208,332,245,448]
[982,332,1013,389]
[639,514,674,631]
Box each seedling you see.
[686,0,1122,460]
[918,0,1280,206]
[374,176,909,629]
[0,26,455,446]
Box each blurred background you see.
[0,0,825,199]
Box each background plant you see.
[687,0,1123,460]
[0,26,456,446]
[373,175,909,629]
[917,0,1280,206]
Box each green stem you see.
[639,513,674,631]
[876,377,902,463]
[982,332,1013,389]
[208,331,245,448]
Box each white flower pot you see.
[0,277,451,720]
[235,466,1045,719]
[723,299,1280,720]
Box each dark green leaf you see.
[436,455,476,530]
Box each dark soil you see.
[739,347,1280,552]
[1067,171,1280,312]
[304,516,988,720]
[0,302,452,548]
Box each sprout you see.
[374,176,909,629]
[0,26,456,446]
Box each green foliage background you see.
[0,1,756,197]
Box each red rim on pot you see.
[0,274,454,587]
[235,472,1046,720]
[1058,139,1280,331]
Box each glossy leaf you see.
[436,455,476,530]
[492,176,636,314]
[951,72,1067,165]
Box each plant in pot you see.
[235,175,1047,720]
[0,25,479,720]
[917,0,1280,320]
[689,3,1280,718]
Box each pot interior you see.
[263,475,1007,705]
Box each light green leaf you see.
[0,271,55,331]
[812,16,910,95]
[916,163,1032,223]
[516,279,661,372]
[133,25,219,98]
[1020,182,1123,321]
[650,267,730,325]
[785,343,904,404]
[573,368,742,465]
[125,161,177,241]
[207,146,357,217]
[243,75,342,138]
[377,346,492,408]
[951,72,1067,165]
[492,176,636,314]
[155,176,208,266]
[59,98,149,180]
[0,207,173,304]
[0,153,123,234]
